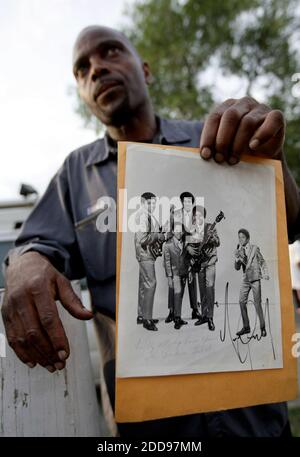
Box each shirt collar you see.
[85,116,192,167]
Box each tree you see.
[72,0,300,183]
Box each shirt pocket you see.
[75,212,116,282]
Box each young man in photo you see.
[134,192,164,331]
[173,192,201,320]
[234,229,269,337]
[163,230,189,329]
[194,208,220,331]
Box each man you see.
[1,25,300,437]
[163,204,178,324]
[163,231,189,329]
[235,229,269,338]
[194,208,220,331]
[135,192,164,331]
[173,192,201,320]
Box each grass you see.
[289,407,300,437]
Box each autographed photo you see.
[117,143,282,378]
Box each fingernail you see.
[27,362,36,369]
[200,147,212,159]
[54,362,65,371]
[58,350,67,361]
[46,365,56,373]
[249,138,260,150]
[228,156,239,165]
[215,153,224,163]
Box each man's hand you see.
[1,252,93,373]
[186,245,199,256]
[234,249,240,259]
[199,97,285,165]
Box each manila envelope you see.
[115,142,298,423]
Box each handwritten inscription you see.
[220,282,276,368]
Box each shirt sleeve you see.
[4,160,85,281]
[256,247,269,277]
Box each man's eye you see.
[107,47,120,57]
[76,63,89,78]
[78,68,88,77]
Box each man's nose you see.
[90,56,110,81]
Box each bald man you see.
[2,25,299,437]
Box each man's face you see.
[73,26,151,126]
[195,210,204,226]
[238,233,248,246]
[143,198,156,213]
[174,231,182,241]
[183,197,193,212]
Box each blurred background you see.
[0,0,299,436]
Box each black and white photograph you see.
[117,143,282,378]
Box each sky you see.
[0,0,135,201]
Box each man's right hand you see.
[1,252,93,373]
[234,249,240,259]
[186,245,198,256]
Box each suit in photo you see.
[163,236,190,318]
[135,211,162,321]
[235,243,268,331]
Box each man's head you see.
[73,26,152,126]
[180,192,195,212]
[174,231,183,241]
[238,229,250,246]
[141,192,156,214]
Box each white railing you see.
[0,283,105,437]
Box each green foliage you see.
[72,0,300,183]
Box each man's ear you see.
[142,62,154,85]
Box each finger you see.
[248,128,285,159]
[56,275,93,320]
[199,99,237,161]
[6,312,57,372]
[5,313,36,367]
[33,292,70,362]
[13,296,60,368]
[24,326,60,372]
[2,297,47,369]
[215,99,254,163]
[249,110,285,153]
[231,105,269,161]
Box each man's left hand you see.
[199,97,285,165]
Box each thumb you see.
[56,274,93,320]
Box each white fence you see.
[0,284,105,437]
